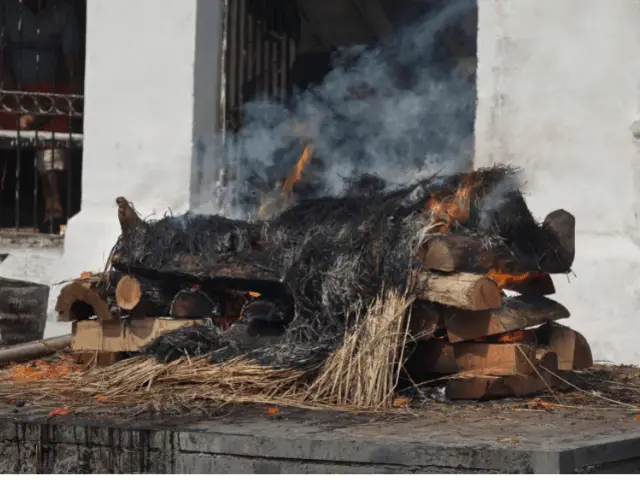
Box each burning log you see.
[507,274,556,296]
[413,271,502,311]
[443,295,570,343]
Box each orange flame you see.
[487,269,544,289]
[474,329,536,344]
[282,143,313,199]
[248,291,261,298]
[426,174,474,232]
[494,330,534,343]
[487,270,543,289]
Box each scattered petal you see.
[267,407,280,416]
[48,407,72,418]
[393,396,410,408]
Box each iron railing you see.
[0,0,86,236]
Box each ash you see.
[116,166,560,370]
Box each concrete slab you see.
[0,403,638,473]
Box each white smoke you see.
[192,0,478,219]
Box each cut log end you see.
[115,275,142,311]
[55,282,113,322]
[414,271,502,311]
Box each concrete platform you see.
[0,403,639,473]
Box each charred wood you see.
[56,281,113,322]
[443,295,570,343]
[169,289,223,319]
[539,209,575,273]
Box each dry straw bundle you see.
[0,289,415,412]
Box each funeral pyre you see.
[27,164,590,408]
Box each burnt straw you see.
[115,166,561,370]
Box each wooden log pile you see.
[52,185,592,400]
[404,213,594,399]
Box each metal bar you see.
[227,0,238,129]
[271,6,279,100]
[261,0,269,100]
[246,1,254,98]
[254,1,263,101]
[237,0,246,127]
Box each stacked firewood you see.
[52,169,592,400]
[403,209,593,399]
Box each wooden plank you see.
[71,318,205,352]
[413,271,501,311]
[453,342,537,375]
[445,368,568,400]
[407,301,440,340]
[404,339,458,377]
[418,235,494,273]
[444,295,570,343]
[547,324,593,371]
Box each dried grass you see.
[0,289,415,412]
[305,288,414,409]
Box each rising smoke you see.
[192,0,480,220]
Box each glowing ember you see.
[282,143,314,199]
[425,174,473,232]
[487,270,543,289]
[494,330,534,343]
[475,329,536,344]
[2,355,80,383]
[248,291,261,298]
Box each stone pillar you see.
[46,0,224,335]
[475,0,640,364]
[57,0,223,275]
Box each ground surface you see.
[0,355,639,473]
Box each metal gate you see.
[221,0,300,134]
[0,0,85,235]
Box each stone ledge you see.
[0,232,64,250]
[0,406,638,473]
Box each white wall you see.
[476,0,640,364]
[45,0,224,337]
